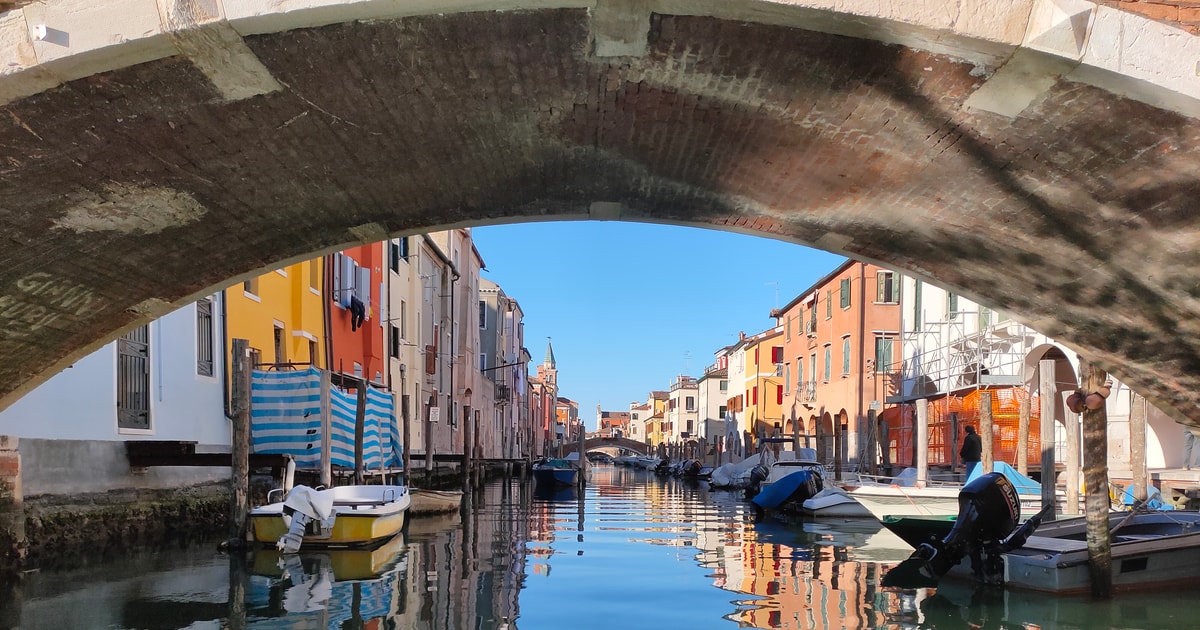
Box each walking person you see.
[960,424,982,479]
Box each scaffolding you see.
[892,308,1036,402]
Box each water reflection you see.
[3,467,1198,629]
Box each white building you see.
[0,295,230,495]
[896,276,1183,471]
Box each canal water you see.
[1,464,1197,629]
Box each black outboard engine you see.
[883,472,1050,588]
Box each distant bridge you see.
[562,436,648,457]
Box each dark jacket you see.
[960,431,982,462]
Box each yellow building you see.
[644,391,669,448]
[744,330,785,438]
[225,257,327,368]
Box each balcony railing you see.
[799,380,817,402]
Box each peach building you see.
[773,260,902,471]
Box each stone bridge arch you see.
[3,1,1200,428]
[562,436,649,457]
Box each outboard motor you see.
[883,472,1051,588]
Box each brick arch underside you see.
[3,9,1200,427]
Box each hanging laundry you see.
[349,296,366,331]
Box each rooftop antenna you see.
[765,281,779,309]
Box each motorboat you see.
[882,472,1200,594]
[801,486,872,518]
[532,458,578,487]
[749,446,825,515]
[849,462,1046,523]
[249,484,411,552]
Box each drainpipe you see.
[423,235,461,476]
[222,289,233,420]
[857,261,867,478]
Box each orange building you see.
[773,260,902,470]
[328,243,386,385]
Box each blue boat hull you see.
[533,465,577,487]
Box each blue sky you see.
[472,222,847,430]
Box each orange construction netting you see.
[881,387,1043,470]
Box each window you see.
[913,280,923,328]
[752,386,758,406]
[825,290,832,319]
[332,253,371,309]
[273,325,285,364]
[842,338,851,375]
[479,300,487,328]
[719,380,728,392]
[877,271,898,303]
[840,278,851,309]
[810,354,817,384]
[784,365,790,393]
[771,346,783,364]
[390,238,409,273]
[117,325,151,431]
[875,337,894,373]
[353,362,363,378]
[776,384,783,405]
[796,358,804,388]
[948,292,959,320]
[718,405,727,418]
[309,340,319,366]
[479,353,487,371]
[980,306,992,330]
[243,277,259,296]
[196,297,214,377]
[390,325,401,359]
[309,260,321,292]
[400,300,408,340]
[786,315,792,341]
[823,346,831,381]
[686,396,695,412]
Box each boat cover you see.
[752,470,818,509]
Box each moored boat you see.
[532,458,578,487]
[409,488,464,516]
[801,486,872,518]
[849,462,1046,523]
[982,510,1200,594]
[249,484,411,552]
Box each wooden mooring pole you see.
[229,338,251,545]
[1081,360,1112,599]
[1038,360,1058,516]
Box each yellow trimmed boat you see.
[249,484,411,551]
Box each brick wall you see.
[0,436,18,508]
[1100,1,1200,33]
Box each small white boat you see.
[801,486,872,518]
[708,453,764,489]
[409,488,463,516]
[249,484,411,552]
[850,463,1045,522]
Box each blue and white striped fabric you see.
[250,367,400,471]
[249,368,323,466]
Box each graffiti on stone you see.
[0,273,105,340]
